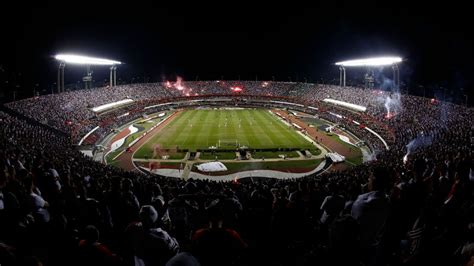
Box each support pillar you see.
[392,64,399,89]
[339,67,342,86]
[57,62,65,93]
[343,66,346,87]
[339,66,346,87]
[113,66,117,86]
[110,66,114,87]
[83,65,92,90]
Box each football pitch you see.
[134,109,316,158]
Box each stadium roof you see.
[55,54,121,65]
[335,56,402,67]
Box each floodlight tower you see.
[83,65,93,90]
[335,56,402,90]
[364,69,375,89]
[55,54,121,92]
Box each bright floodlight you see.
[55,54,121,65]
[335,56,402,67]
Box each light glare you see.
[55,54,121,65]
[335,56,402,67]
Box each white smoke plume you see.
[403,133,433,164]
[384,92,402,118]
[175,76,184,91]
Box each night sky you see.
[0,3,472,103]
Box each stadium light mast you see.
[392,64,400,88]
[54,54,121,92]
[109,65,117,87]
[339,66,346,87]
[57,62,65,93]
[335,56,402,89]
[84,65,92,90]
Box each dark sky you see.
[1,2,472,103]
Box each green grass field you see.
[134,109,316,159]
[199,151,237,160]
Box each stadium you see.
[1,6,473,266]
[2,55,473,265]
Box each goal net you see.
[218,139,238,148]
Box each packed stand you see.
[1,83,473,266]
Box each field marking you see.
[147,109,194,149]
[135,109,319,158]
[130,110,183,163]
[265,111,310,146]
[261,111,298,146]
[253,110,282,147]
[169,109,197,148]
[261,110,302,146]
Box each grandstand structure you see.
[4,75,472,178]
[1,73,472,266]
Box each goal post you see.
[218,139,238,148]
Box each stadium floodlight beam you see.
[335,56,403,88]
[335,56,402,67]
[55,54,121,65]
[54,54,121,92]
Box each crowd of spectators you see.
[1,81,473,265]
[4,81,403,148]
[6,84,179,135]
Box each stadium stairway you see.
[181,162,193,179]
